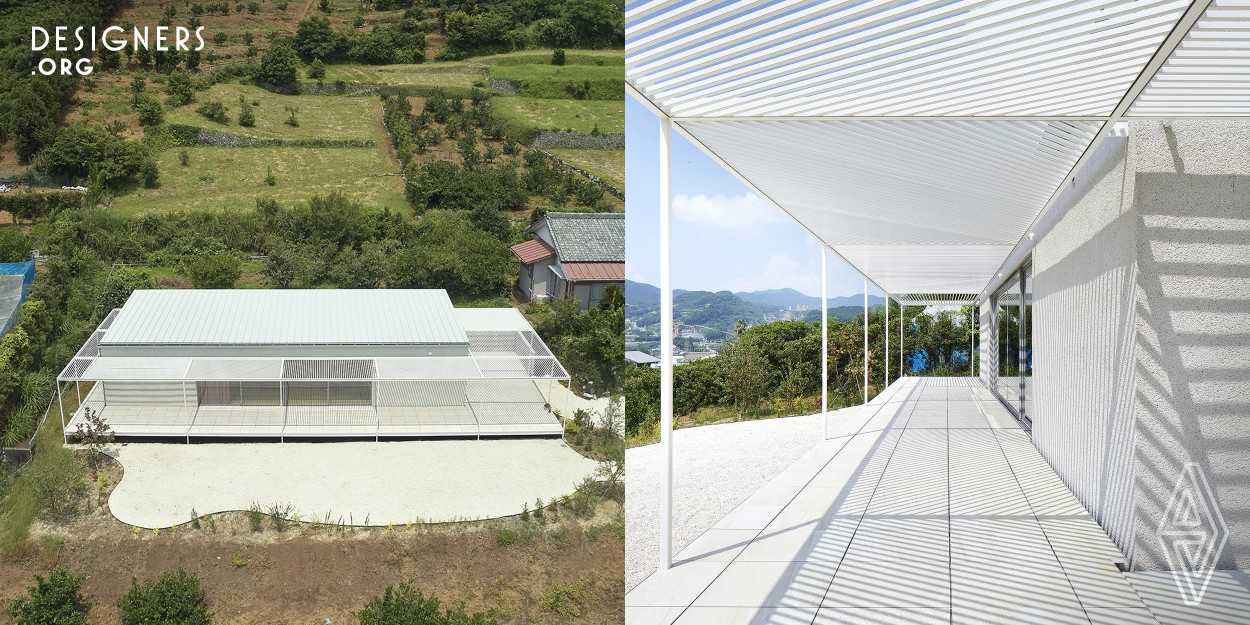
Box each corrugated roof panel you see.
[562,262,627,280]
[511,238,557,264]
[101,290,468,346]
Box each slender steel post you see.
[659,115,675,570]
[899,304,904,377]
[862,277,868,404]
[885,297,889,388]
[820,247,827,439]
[58,381,66,445]
[970,307,975,377]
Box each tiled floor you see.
[627,377,1155,625]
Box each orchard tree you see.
[258,42,300,85]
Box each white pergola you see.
[630,0,1246,569]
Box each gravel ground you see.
[107,440,598,529]
[625,412,831,592]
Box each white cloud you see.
[726,253,821,296]
[672,193,784,235]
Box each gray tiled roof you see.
[541,212,625,262]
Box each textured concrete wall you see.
[1032,136,1141,555]
[1129,121,1250,570]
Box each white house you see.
[511,212,624,310]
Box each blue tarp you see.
[0,260,35,337]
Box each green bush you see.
[237,102,255,127]
[166,70,195,107]
[258,42,300,85]
[195,100,227,124]
[354,583,498,625]
[184,253,241,289]
[134,94,164,126]
[496,528,518,546]
[551,49,565,66]
[25,449,86,522]
[117,570,211,625]
[7,568,87,625]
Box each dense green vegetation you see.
[117,570,211,625]
[624,304,979,443]
[0,0,119,165]
[7,568,87,625]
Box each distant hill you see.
[736,288,885,310]
[626,280,887,336]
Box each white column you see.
[58,381,66,445]
[900,305,904,377]
[820,247,827,440]
[659,115,675,571]
[885,297,889,388]
[863,277,868,404]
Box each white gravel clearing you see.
[107,440,599,529]
[625,412,835,592]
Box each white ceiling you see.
[629,0,1239,299]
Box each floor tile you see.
[740,520,856,562]
[627,561,731,608]
[843,518,949,562]
[673,607,819,625]
[694,561,839,608]
[1084,608,1158,625]
[626,606,687,625]
[823,560,950,609]
[814,608,951,624]
[675,529,760,564]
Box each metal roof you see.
[454,307,535,332]
[511,238,557,264]
[562,262,627,281]
[63,306,569,382]
[540,212,626,262]
[101,290,467,347]
[628,0,1230,300]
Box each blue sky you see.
[625,97,876,299]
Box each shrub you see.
[117,570,211,625]
[184,253,241,288]
[166,70,194,107]
[237,102,255,127]
[179,150,190,166]
[355,584,498,625]
[496,528,518,546]
[552,49,565,66]
[212,32,227,45]
[29,451,87,522]
[246,502,264,532]
[7,568,87,625]
[134,94,164,126]
[195,100,227,124]
[283,106,299,127]
[306,58,325,80]
[264,166,275,186]
[258,42,300,85]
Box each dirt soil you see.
[0,507,623,625]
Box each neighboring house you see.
[511,212,624,310]
[625,350,660,368]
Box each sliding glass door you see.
[994,260,1033,424]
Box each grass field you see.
[321,62,488,89]
[110,146,406,216]
[488,63,624,84]
[547,149,625,190]
[164,84,381,141]
[320,50,623,89]
[494,97,624,133]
